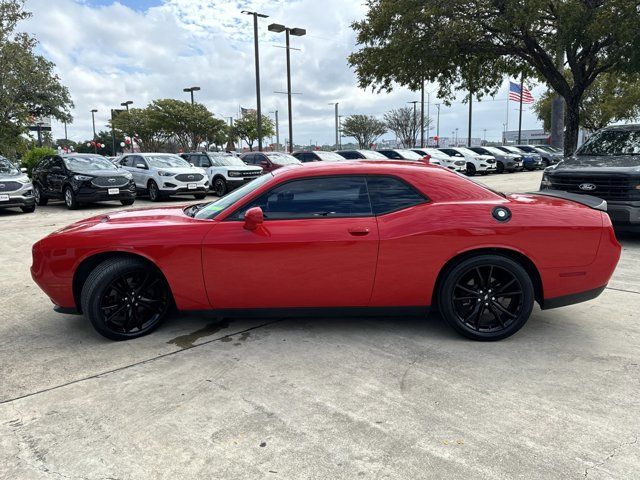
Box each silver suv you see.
[0,156,35,213]
[118,153,209,201]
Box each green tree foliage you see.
[75,130,125,156]
[21,146,55,176]
[349,0,640,154]
[111,108,165,152]
[0,1,73,158]
[534,73,640,132]
[341,115,387,148]
[231,112,275,151]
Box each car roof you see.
[270,159,433,177]
[602,124,640,131]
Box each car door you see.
[48,157,67,196]
[128,155,149,188]
[201,175,380,309]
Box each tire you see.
[194,193,207,200]
[438,254,534,341]
[64,186,79,210]
[213,177,227,196]
[496,161,505,174]
[81,257,171,341]
[120,199,135,206]
[148,180,162,202]
[34,184,48,206]
[466,163,476,176]
[21,205,36,213]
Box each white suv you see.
[181,152,262,196]
[412,148,467,173]
[119,153,208,201]
[438,147,497,176]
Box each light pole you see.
[455,127,459,146]
[183,86,201,105]
[435,104,441,146]
[269,110,280,151]
[242,11,268,152]
[121,101,133,152]
[268,22,306,153]
[408,100,418,148]
[90,109,98,153]
[338,115,343,149]
[328,102,339,149]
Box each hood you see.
[157,166,206,175]
[549,155,640,174]
[0,172,29,181]
[70,169,128,177]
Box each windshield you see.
[209,154,246,166]
[359,150,388,159]
[424,148,449,158]
[314,151,344,161]
[146,155,191,168]
[194,173,273,219]
[577,129,640,156]
[0,157,18,175]
[265,153,300,165]
[455,147,478,156]
[63,155,117,172]
[396,149,423,160]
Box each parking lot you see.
[1,170,639,479]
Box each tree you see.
[75,130,125,156]
[341,115,387,148]
[349,0,640,155]
[111,108,166,152]
[534,73,640,132]
[21,146,55,176]
[384,107,429,148]
[232,112,275,151]
[0,1,73,158]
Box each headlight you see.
[17,175,31,184]
[73,175,93,181]
[122,172,133,179]
[541,174,551,188]
[158,171,173,177]
[228,171,241,177]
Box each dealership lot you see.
[1,170,639,479]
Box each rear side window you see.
[338,151,359,159]
[232,176,372,220]
[366,176,427,215]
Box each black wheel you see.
[496,161,505,174]
[194,192,207,200]
[213,177,227,196]
[81,257,171,340]
[120,199,135,206]
[21,205,36,213]
[64,186,79,210]
[148,180,162,202]
[438,255,534,341]
[34,184,48,206]
[466,163,476,176]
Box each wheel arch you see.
[431,247,543,308]
[72,251,173,313]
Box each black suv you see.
[540,124,640,228]
[32,153,136,209]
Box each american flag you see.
[509,81,534,104]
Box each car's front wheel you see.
[21,205,36,213]
[64,186,79,210]
[34,184,48,206]
[438,255,534,341]
[194,192,207,200]
[81,257,171,340]
[213,177,227,196]
[466,163,476,176]
[496,161,505,174]
[148,180,162,202]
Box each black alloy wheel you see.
[148,180,161,202]
[64,186,79,210]
[213,177,227,196]
[466,163,476,176]
[439,255,534,341]
[496,161,505,174]
[81,257,171,340]
[34,184,48,206]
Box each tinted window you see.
[379,150,402,159]
[337,151,359,159]
[578,129,640,156]
[366,176,426,215]
[233,176,372,220]
[440,149,462,157]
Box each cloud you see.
[23,0,545,146]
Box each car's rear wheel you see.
[148,180,162,202]
[438,255,534,341]
[64,186,79,210]
[213,177,227,196]
[466,163,476,176]
[81,257,171,340]
[34,184,48,206]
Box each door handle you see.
[348,227,370,236]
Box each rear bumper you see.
[541,285,606,310]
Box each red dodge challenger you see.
[31,161,620,341]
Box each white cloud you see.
[23,0,545,146]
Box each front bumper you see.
[74,184,137,202]
[0,183,36,209]
[605,201,640,226]
[159,179,209,195]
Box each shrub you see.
[22,147,56,176]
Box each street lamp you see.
[242,10,268,152]
[328,102,339,149]
[268,22,306,153]
[183,86,201,105]
[90,109,98,154]
[120,101,133,152]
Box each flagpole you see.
[505,80,509,145]
[518,74,524,144]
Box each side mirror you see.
[136,163,147,169]
[243,206,264,231]
[20,167,27,173]
[260,160,269,167]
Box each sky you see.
[22,0,546,146]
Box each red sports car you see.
[31,161,620,341]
